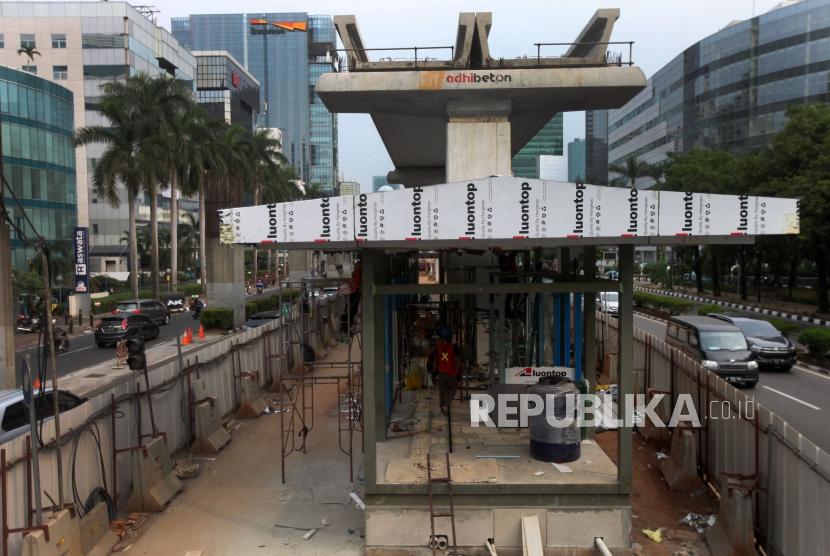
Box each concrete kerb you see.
[634,285,830,328]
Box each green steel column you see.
[583,246,597,440]
[362,249,386,491]
[618,244,634,492]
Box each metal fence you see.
[0,295,344,555]
[598,315,830,555]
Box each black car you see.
[115,299,170,325]
[245,310,280,329]
[665,316,759,387]
[709,314,797,371]
[164,293,186,313]
[95,313,159,348]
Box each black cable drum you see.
[529,376,580,463]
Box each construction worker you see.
[428,326,460,416]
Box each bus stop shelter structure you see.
[218,177,799,553]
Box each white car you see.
[597,292,619,315]
[0,388,86,444]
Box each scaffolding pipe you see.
[594,537,612,556]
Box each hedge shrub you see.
[767,318,800,337]
[799,328,830,356]
[201,307,234,331]
[697,304,721,316]
[245,289,301,318]
[633,291,693,316]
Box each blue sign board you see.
[73,226,89,293]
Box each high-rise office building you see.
[337,180,360,196]
[607,0,830,188]
[0,1,195,273]
[0,66,76,270]
[567,139,586,182]
[172,12,339,193]
[511,113,563,179]
[585,110,609,185]
[193,51,259,130]
[537,155,568,181]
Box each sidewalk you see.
[123,341,365,556]
[636,283,830,327]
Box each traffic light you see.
[126,329,146,371]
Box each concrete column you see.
[362,249,386,491]
[617,244,634,491]
[445,99,512,182]
[0,222,15,389]
[206,238,245,328]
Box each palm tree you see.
[609,156,650,188]
[17,45,40,64]
[179,212,199,278]
[74,99,147,297]
[644,161,667,190]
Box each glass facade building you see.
[606,0,830,188]
[511,113,563,179]
[567,139,586,182]
[194,51,260,130]
[585,110,609,185]
[0,2,196,272]
[0,65,76,270]
[172,12,339,193]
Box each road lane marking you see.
[792,365,830,381]
[59,345,94,357]
[761,385,821,410]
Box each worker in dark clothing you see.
[340,259,362,333]
[428,326,461,415]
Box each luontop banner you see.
[218,177,799,245]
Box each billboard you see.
[217,177,800,246]
[219,196,354,246]
[73,226,89,293]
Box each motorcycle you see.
[53,326,69,353]
[16,315,40,334]
[190,298,205,319]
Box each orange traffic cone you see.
[198,323,206,341]
[181,328,192,345]
[33,377,41,390]
[187,327,194,343]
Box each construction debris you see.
[679,512,716,533]
[551,462,573,473]
[174,461,201,480]
[350,492,366,510]
[641,528,664,543]
[302,528,319,540]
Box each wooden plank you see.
[521,515,544,556]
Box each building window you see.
[20,34,36,49]
[21,65,37,75]
[53,65,68,80]
[51,34,66,48]
[92,224,99,234]
[0,34,5,48]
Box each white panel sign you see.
[505,366,575,385]
[219,196,355,245]
[658,191,799,237]
[219,178,800,245]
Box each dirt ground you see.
[596,430,717,556]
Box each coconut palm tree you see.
[609,156,650,188]
[17,45,40,64]
[644,161,667,191]
[74,98,147,298]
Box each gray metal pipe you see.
[594,537,612,556]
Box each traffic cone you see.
[187,327,194,343]
[198,323,206,341]
[181,329,192,346]
[33,377,41,390]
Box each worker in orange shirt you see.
[428,326,460,416]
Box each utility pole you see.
[41,247,65,508]
[0,220,14,389]
[0,110,16,390]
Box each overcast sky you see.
[148,0,782,190]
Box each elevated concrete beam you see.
[453,12,476,66]
[565,8,620,61]
[471,12,493,68]
[333,15,368,68]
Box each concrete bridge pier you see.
[446,99,512,182]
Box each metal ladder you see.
[427,452,457,555]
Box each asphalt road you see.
[14,311,197,378]
[634,313,830,454]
